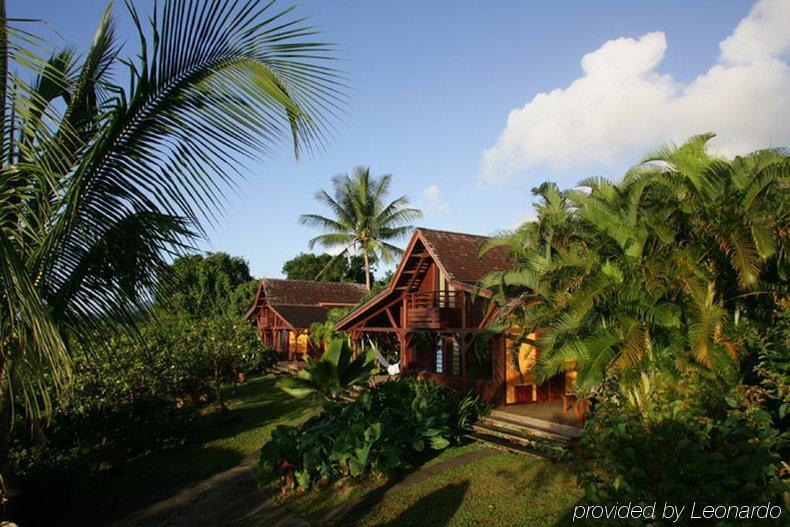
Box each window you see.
[435,337,443,374]
[450,337,461,377]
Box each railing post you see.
[461,292,467,328]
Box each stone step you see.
[462,432,548,459]
[480,415,576,445]
[489,409,582,438]
[472,422,569,449]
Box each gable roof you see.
[334,227,512,330]
[418,228,511,284]
[245,278,366,329]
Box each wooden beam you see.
[385,307,398,329]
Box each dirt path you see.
[110,455,307,527]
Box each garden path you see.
[110,454,307,527]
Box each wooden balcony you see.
[405,290,479,329]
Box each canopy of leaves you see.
[300,166,421,289]
[282,252,369,283]
[480,135,789,397]
[0,0,341,422]
[155,252,257,319]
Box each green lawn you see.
[275,443,582,527]
[52,375,317,525]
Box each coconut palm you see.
[300,166,422,290]
[0,0,341,469]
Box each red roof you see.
[246,279,366,329]
[418,228,511,284]
[261,278,366,306]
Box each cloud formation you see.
[481,0,790,185]
[419,184,451,214]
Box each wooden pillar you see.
[461,292,467,328]
[491,335,505,406]
[459,332,469,390]
[350,330,360,357]
[398,331,409,371]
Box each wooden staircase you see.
[467,408,581,458]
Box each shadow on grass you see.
[377,481,469,527]
[19,375,315,526]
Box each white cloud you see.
[481,0,790,185]
[511,209,538,230]
[419,184,451,214]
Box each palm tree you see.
[480,136,788,399]
[0,0,340,473]
[300,166,422,290]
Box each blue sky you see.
[10,0,788,278]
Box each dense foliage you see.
[282,252,369,283]
[308,307,354,346]
[482,137,788,394]
[300,166,421,290]
[578,344,788,517]
[156,253,259,318]
[258,378,486,489]
[9,317,277,493]
[480,136,788,509]
[0,0,340,501]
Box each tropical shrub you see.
[308,307,354,345]
[258,378,487,489]
[480,137,788,396]
[8,313,274,497]
[277,339,376,401]
[577,374,788,517]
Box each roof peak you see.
[415,226,490,239]
[262,277,366,288]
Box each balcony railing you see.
[405,290,464,310]
[405,290,479,329]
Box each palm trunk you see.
[0,363,15,501]
[363,246,371,291]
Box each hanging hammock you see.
[366,337,400,375]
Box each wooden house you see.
[335,228,576,414]
[245,278,366,361]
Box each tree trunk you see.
[363,246,371,291]
[213,362,229,414]
[0,369,16,501]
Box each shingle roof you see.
[262,278,366,306]
[247,278,366,329]
[418,228,512,284]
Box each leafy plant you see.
[277,339,376,401]
[577,384,788,514]
[258,378,487,489]
[480,136,788,397]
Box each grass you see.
[275,442,582,527]
[46,375,317,525]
